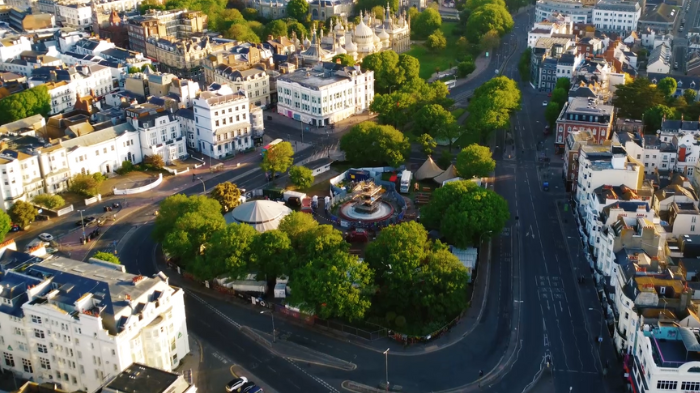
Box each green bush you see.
[385,311,397,324]
[116,160,134,175]
[143,154,165,170]
[70,173,103,197]
[394,315,406,328]
[93,172,107,182]
[32,194,65,210]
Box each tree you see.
[278,211,318,246]
[143,154,165,169]
[0,85,51,125]
[413,104,455,137]
[93,251,121,264]
[643,104,676,134]
[69,173,103,197]
[261,141,294,176]
[288,225,373,320]
[192,223,258,280]
[466,76,521,141]
[457,59,476,77]
[0,210,11,239]
[555,77,571,92]
[371,5,385,19]
[153,194,226,264]
[331,54,356,66]
[413,8,442,38]
[426,29,447,51]
[550,87,568,108]
[139,0,165,13]
[518,47,532,82]
[287,21,307,40]
[242,7,258,20]
[289,165,314,189]
[437,149,453,168]
[249,229,292,283]
[265,19,288,39]
[437,123,464,152]
[544,102,561,128]
[465,4,513,42]
[210,182,243,212]
[480,29,500,50]
[455,144,495,179]
[466,0,505,10]
[340,122,409,167]
[421,180,509,248]
[357,0,398,14]
[226,24,260,42]
[9,201,37,230]
[419,248,470,320]
[361,51,421,93]
[32,194,65,210]
[286,0,309,21]
[613,77,664,119]
[684,89,697,104]
[418,134,437,155]
[656,77,678,98]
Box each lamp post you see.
[588,307,604,351]
[260,310,275,342]
[77,209,86,241]
[383,348,390,392]
[195,176,205,193]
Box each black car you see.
[76,216,96,227]
[240,382,263,393]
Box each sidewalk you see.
[554,200,625,393]
[427,53,492,86]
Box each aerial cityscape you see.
[0,0,694,390]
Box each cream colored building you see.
[207,67,271,108]
[145,35,228,79]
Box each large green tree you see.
[278,211,319,247]
[289,165,314,189]
[613,77,664,119]
[426,29,447,51]
[418,248,470,320]
[656,77,678,98]
[0,85,51,125]
[261,141,294,176]
[265,19,289,39]
[153,195,226,264]
[466,76,521,141]
[210,182,243,213]
[545,102,561,128]
[225,24,261,43]
[643,104,676,134]
[361,51,420,93]
[286,0,309,21]
[331,54,356,66]
[550,87,568,108]
[684,89,697,103]
[413,104,455,137]
[413,8,442,38]
[421,180,509,248]
[465,3,513,42]
[193,223,258,280]
[340,122,409,167]
[0,210,11,239]
[69,173,103,197]
[249,229,292,283]
[466,0,505,10]
[9,201,37,230]
[455,144,495,179]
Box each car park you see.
[225,377,248,392]
[38,233,54,242]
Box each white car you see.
[38,233,54,242]
[226,377,248,392]
[543,101,548,106]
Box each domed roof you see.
[378,28,390,40]
[303,36,311,47]
[225,200,292,233]
[334,21,345,31]
[354,18,374,38]
[345,38,357,53]
[373,32,381,45]
[336,45,347,54]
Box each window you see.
[40,357,50,370]
[4,353,13,367]
[693,225,696,232]
[682,382,700,391]
[34,329,45,339]
[22,359,32,373]
[657,381,677,390]
[37,343,47,353]
[31,315,42,324]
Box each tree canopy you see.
[455,144,495,179]
[93,251,121,264]
[413,104,455,138]
[0,210,10,239]
[265,19,289,39]
[465,3,513,43]
[332,54,356,66]
[465,76,521,141]
[286,0,309,21]
[210,182,243,213]
[544,101,561,128]
[261,141,294,175]
[0,85,51,125]
[69,173,103,197]
[340,122,409,167]
[413,8,442,38]
[421,180,509,248]
[193,223,258,280]
[370,79,451,128]
[612,77,664,119]
[9,201,37,230]
[289,165,314,189]
[249,229,292,282]
[656,77,678,98]
[361,51,420,94]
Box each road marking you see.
[286,379,301,390]
[230,365,238,377]
[187,292,242,329]
[196,338,203,363]
[213,352,232,364]
[267,365,277,373]
[285,359,340,393]
[544,334,549,347]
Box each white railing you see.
[113,173,163,195]
[84,194,102,206]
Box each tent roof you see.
[434,164,458,184]
[225,200,292,232]
[414,156,444,180]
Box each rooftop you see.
[595,0,640,12]
[101,363,190,393]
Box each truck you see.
[399,170,412,193]
[261,138,283,157]
[301,198,313,213]
[225,280,268,294]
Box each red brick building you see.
[555,96,615,154]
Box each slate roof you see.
[60,122,134,150]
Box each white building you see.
[647,42,672,74]
[613,132,677,174]
[193,84,256,159]
[527,15,574,48]
[0,149,44,210]
[276,62,374,126]
[0,36,32,62]
[45,81,74,115]
[126,104,187,164]
[35,65,114,115]
[73,38,116,57]
[658,120,700,177]
[56,2,93,28]
[61,122,142,176]
[101,363,196,393]
[593,0,642,34]
[535,0,593,23]
[0,257,189,393]
[175,108,196,150]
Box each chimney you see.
[680,288,691,311]
[267,35,273,41]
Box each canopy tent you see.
[225,200,292,232]
[414,156,444,181]
[433,164,458,184]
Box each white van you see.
[400,170,412,193]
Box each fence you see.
[84,194,102,206]
[113,173,163,195]
[313,318,387,341]
[163,166,190,175]
[56,205,74,216]
[385,314,462,346]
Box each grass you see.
[406,23,463,80]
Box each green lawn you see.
[407,23,463,80]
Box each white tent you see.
[225,200,292,232]
[433,164,458,184]
[414,156,444,181]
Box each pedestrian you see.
[479,370,483,378]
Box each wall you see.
[113,173,162,195]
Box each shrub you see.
[32,194,65,210]
[9,201,37,229]
[93,172,107,182]
[143,154,165,170]
[92,251,121,264]
[116,160,134,175]
[70,173,103,197]
[385,311,397,324]
[394,315,406,328]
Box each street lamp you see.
[260,310,275,343]
[195,176,205,193]
[77,209,86,241]
[383,348,390,392]
[588,307,604,351]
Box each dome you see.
[334,21,345,32]
[378,28,390,40]
[373,32,381,45]
[225,200,292,232]
[303,36,311,47]
[336,45,347,54]
[345,38,357,53]
[354,18,374,40]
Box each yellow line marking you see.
[196,338,203,363]
[230,365,238,378]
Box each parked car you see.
[225,377,248,392]
[76,216,96,227]
[240,382,263,393]
[38,233,54,242]
[345,228,369,243]
[542,101,548,106]
[10,224,19,232]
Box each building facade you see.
[535,0,594,23]
[206,67,271,108]
[56,2,92,28]
[126,104,187,164]
[592,0,641,33]
[555,96,614,153]
[126,9,208,57]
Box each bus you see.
[261,138,283,156]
